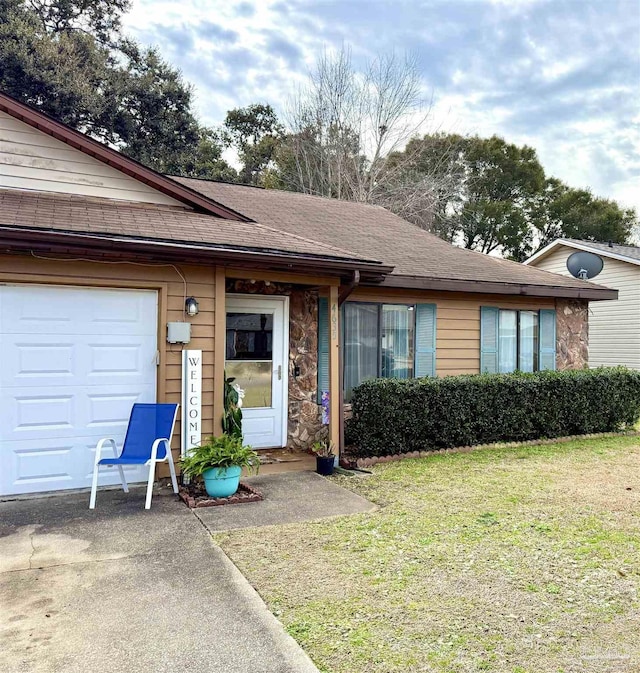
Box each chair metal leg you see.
[116,466,129,493]
[145,461,156,510]
[89,463,99,509]
[166,443,179,494]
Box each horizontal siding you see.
[0,253,218,473]
[533,246,640,369]
[350,287,555,376]
[0,111,183,206]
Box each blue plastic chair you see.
[89,403,179,510]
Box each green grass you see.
[215,436,640,672]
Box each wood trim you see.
[213,267,226,435]
[0,92,249,221]
[157,282,169,404]
[328,285,340,456]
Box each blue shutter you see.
[415,304,436,377]
[317,297,329,401]
[539,309,557,371]
[480,307,499,374]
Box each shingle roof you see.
[0,189,381,264]
[173,177,611,295]
[564,239,640,264]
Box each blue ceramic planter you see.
[202,465,242,498]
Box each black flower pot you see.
[316,455,335,476]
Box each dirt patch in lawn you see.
[215,436,640,673]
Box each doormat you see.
[179,481,263,508]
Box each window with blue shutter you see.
[341,301,437,399]
[480,307,499,373]
[539,309,557,371]
[415,303,437,377]
[317,297,329,402]
[481,306,557,373]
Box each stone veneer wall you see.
[226,279,324,450]
[556,299,589,370]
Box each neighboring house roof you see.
[172,177,616,300]
[0,189,390,277]
[525,238,640,268]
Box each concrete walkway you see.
[196,471,377,532]
[0,473,375,673]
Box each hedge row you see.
[345,367,640,458]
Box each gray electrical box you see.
[167,321,191,344]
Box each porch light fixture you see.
[407,305,415,311]
[185,297,199,317]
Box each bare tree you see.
[276,47,462,234]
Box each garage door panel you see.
[2,286,157,336]
[2,384,155,442]
[1,285,158,495]
[12,392,74,434]
[2,437,148,495]
[8,438,76,492]
[2,334,157,387]
[1,286,75,334]
[86,336,157,383]
[86,390,150,430]
[2,337,77,386]
[86,291,157,330]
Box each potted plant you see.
[180,434,260,498]
[312,439,336,476]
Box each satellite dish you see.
[566,251,604,280]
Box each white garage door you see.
[0,285,158,496]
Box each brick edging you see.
[350,430,640,469]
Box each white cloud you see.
[123,0,640,212]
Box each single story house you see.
[0,92,616,496]
[525,238,639,369]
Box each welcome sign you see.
[181,349,202,456]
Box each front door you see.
[225,295,288,448]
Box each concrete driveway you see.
[0,485,322,673]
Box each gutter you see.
[0,226,394,281]
[377,274,618,301]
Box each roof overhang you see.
[0,92,250,222]
[525,238,640,269]
[0,226,393,282]
[376,274,618,300]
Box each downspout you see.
[337,271,360,462]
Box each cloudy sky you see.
[124,0,639,211]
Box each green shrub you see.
[346,367,640,458]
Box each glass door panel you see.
[226,312,274,408]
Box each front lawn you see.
[215,437,640,673]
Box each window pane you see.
[226,312,272,360]
[344,303,379,401]
[224,361,272,408]
[519,311,539,372]
[381,305,415,379]
[498,310,517,373]
[226,312,273,408]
